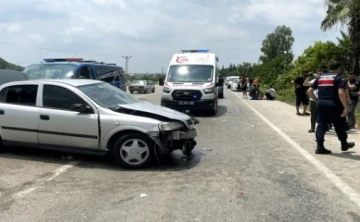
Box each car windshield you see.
[131,80,145,85]
[167,65,214,82]
[229,78,238,82]
[78,82,138,108]
[23,64,77,79]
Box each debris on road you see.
[239,191,244,195]
[278,171,285,174]
[203,148,213,151]
[251,125,256,127]
[140,193,148,198]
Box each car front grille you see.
[171,90,202,101]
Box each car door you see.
[0,84,39,144]
[38,84,99,149]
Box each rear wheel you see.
[130,91,133,94]
[152,88,155,93]
[112,133,154,169]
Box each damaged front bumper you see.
[149,128,197,155]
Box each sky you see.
[0,0,343,73]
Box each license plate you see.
[178,101,194,105]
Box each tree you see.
[0,58,24,71]
[259,25,295,64]
[336,30,353,71]
[321,0,360,73]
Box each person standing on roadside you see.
[241,75,248,99]
[291,71,309,115]
[307,61,355,154]
[303,66,327,133]
[347,72,359,129]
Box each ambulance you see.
[160,49,224,115]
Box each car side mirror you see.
[71,104,93,114]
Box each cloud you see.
[5,23,22,32]
[0,0,343,72]
[28,33,47,44]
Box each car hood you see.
[117,101,199,126]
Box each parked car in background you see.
[231,79,240,91]
[226,77,239,89]
[23,58,127,92]
[128,80,155,94]
[0,79,198,169]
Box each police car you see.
[23,58,127,92]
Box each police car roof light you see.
[43,58,84,62]
[181,49,210,53]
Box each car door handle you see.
[40,115,50,120]
[0,110,4,115]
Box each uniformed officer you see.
[307,61,355,154]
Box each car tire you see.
[0,136,3,153]
[112,133,154,169]
[130,91,133,94]
[152,88,155,93]
[209,100,218,116]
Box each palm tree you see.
[337,30,352,71]
[321,0,360,73]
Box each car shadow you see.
[0,146,203,172]
[187,105,227,118]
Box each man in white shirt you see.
[265,86,276,100]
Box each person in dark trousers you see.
[347,72,359,129]
[291,71,309,115]
[307,61,355,154]
[250,85,260,100]
[303,66,327,132]
[241,76,248,99]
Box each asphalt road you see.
[1,86,360,222]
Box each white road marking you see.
[233,92,360,209]
[12,160,81,200]
[45,161,81,182]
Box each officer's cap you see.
[329,61,342,70]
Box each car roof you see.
[3,79,103,87]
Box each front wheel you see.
[152,88,155,93]
[0,136,3,153]
[209,100,218,116]
[112,133,154,169]
[130,91,134,94]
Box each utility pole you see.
[122,56,132,74]
[161,68,164,74]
